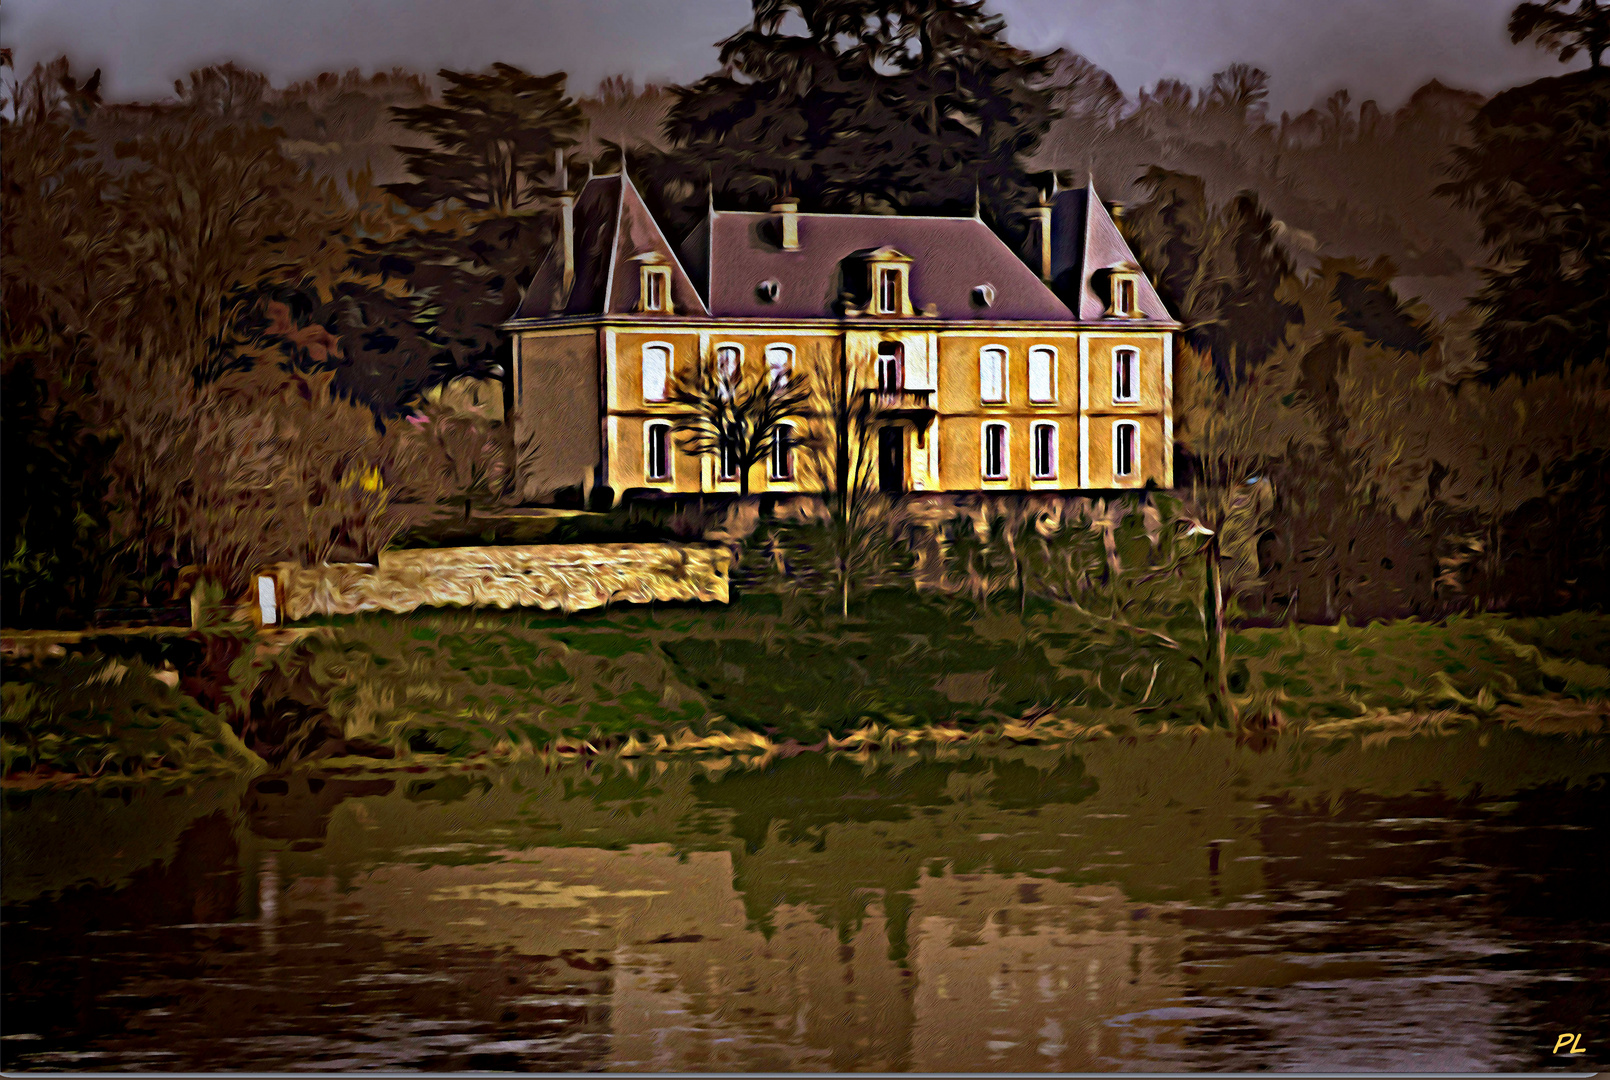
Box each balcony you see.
[863,388,934,418]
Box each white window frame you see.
[764,343,795,388]
[642,341,673,403]
[878,267,903,314]
[1112,347,1139,404]
[770,422,796,481]
[1116,276,1136,317]
[1030,421,1058,481]
[641,265,671,312]
[876,340,903,393]
[717,432,740,481]
[979,345,1008,404]
[645,420,673,482]
[714,342,743,383]
[1113,420,1138,481]
[981,421,1009,482]
[1028,345,1057,404]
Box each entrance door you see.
[878,426,905,493]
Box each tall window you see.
[770,423,795,480]
[1116,277,1136,316]
[715,344,741,400]
[879,268,901,313]
[1031,422,1057,480]
[876,341,904,393]
[718,434,739,481]
[642,267,669,312]
[1113,421,1137,480]
[765,343,793,388]
[642,342,672,402]
[716,344,742,382]
[982,422,1008,481]
[646,421,672,481]
[1028,346,1056,403]
[980,346,1007,404]
[1113,348,1139,403]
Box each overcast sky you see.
[5,0,1586,115]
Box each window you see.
[646,421,672,481]
[1028,346,1056,403]
[718,434,739,481]
[980,346,1007,404]
[1116,277,1136,316]
[770,423,795,480]
[1113,421,1137,480]
[1031,422,1057,480]
[982,422,1008,481]
[876,341,903,394]
[716,344,742,382]
[1113,348,1139,403]
[639,265,672,313]
[642,342,672,402]
[879,268,902,313]
[715,344,742,400]
[765,343,793,388]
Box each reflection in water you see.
[3,730,1608,1072]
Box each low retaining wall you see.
[261,543,731,622]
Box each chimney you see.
[773,199,799,250]
[559,192,575,297]
[1106,200,1127,239]
[1034,197,1053,282]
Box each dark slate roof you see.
[513,174,707,320]
[1049,184,1173,321]
[682,210,1074,322]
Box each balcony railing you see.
[863,388,934,413]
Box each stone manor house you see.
[502,173,1178,503]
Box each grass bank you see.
[5,599,1608,785]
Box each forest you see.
[3,0,1608,634]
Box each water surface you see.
[4,729,1607,1072]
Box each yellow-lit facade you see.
[511,319,1172,498]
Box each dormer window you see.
[634,252,673,313]
[1107,265,1141,318]
[879,268,901,313]
[860,247,914,316]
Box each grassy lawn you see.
[6,598,1610,782]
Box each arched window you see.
[1028,346,1056,403]
[1031,421,1058,480]
[765,343,794,388]
[645,421,673,481]
[1112,347,1139,404]
[980,345,1007,404]
[770,423,796,480]
[642,342,672,402]
[1113,421,1138,480]
[982,421,1009,480]
[715,344,743,383]
[876,341,904,394]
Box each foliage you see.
[664,0,1064,245]
[1437,70,1610,380]
[1509,0,1610,67]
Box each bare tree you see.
[670,348,811,496]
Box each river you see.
[3,727,1606,1072]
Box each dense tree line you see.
[2,0,1606,630]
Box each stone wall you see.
[263,543,730,622]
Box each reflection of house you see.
[503,174,1178,502]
